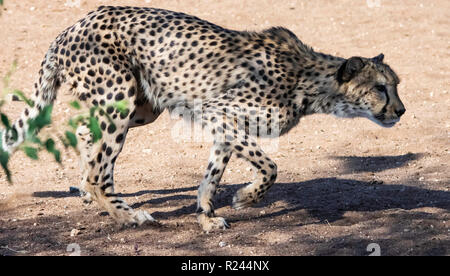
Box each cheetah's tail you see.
[1,45,62,155]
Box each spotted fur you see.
[2,6,405,230]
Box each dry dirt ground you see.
[0,0,448,256]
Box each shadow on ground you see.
[331,152,423,173]
[19,153,448,255]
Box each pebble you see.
[70,229,80,237]
[219,241,227,248]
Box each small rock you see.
[369,180,384,185]
[219,241,227,248]
[70,229,80,237]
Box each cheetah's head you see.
[334,54,405,128]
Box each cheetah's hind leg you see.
[73,74,158,226]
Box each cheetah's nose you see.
[395,108,406,117]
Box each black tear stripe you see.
[381,89,390,114]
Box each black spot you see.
[116,134,124,143]
[115,92,124,101]
[97,153,103,162]
[107,124,116,134]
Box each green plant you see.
[0,61,128,182]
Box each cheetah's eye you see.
[374,85,387,93]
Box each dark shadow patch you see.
[32,191,76,199]
[126,177,449,224]
[332,152,423,173]
[130,194,196,209]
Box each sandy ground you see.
[0,0,448,256]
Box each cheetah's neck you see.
[293,53,346,117]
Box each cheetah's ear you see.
[336,56,365,84]
[371,53,384,64]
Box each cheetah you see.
[1,6,405,232]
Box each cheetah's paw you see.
[131,210,159,226]
[197,214,230,232]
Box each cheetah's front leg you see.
[197,141,232,232]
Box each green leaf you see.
[65,131,77,148]
[112,100,129,115]
[27,132,41,145]
[44,138,55,151]
[23,146,38,160]
[10,127,18,142]
[28,105,53,137]
[0,150,11,182]
[69,101,81,110]
[33,105,53,129]
[1,113,10,129]
[12,90,34,107]
[45,139,61,163]
[89,107,98,117]
[52,149,61,163]
[88,117,102,143]
[0,132,10,182]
